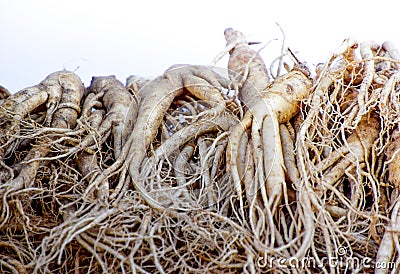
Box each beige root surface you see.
[1,29,400,273]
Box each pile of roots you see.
[1,28,400,273]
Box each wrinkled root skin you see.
[1,28,400,273]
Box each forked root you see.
[2,28,400,273]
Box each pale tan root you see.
[340,41,363,85]
[0,85,10,101]
[280,124,299,185]
[34,206,119,272]
[226,110,253,216]
[375,196,400,274]
[127,65,226,169]
[154,113,237,162]
[236,126,249,181]
[198,136,215,207]
[225,28,270,108]
[260,69,311,211]
[89,76,138,158]
[127,65,229,208]
[7,27,400,273]
[0,86,48,126]
[54,76,138,162]
[183,74,226,119]
[296,37,361,194]
[292,38,400,271]
[386,129,400,188]
[256,108,316,260]
[261,113,284,213]
[74,102,110,203]
[1,71,84,195]
[382,41,400,66]
[319,113,380,187]
[173,143,195,204]
[232,69,310,217]
[290,40,364,264]
[125,75,150,92]
[226,28,311,216]
[225,29,314,259]
[0,86,48,158]
[138,113,237,208]
[76,152,109,203]
[356,41,379,120]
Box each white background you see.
[1,0,399,93]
